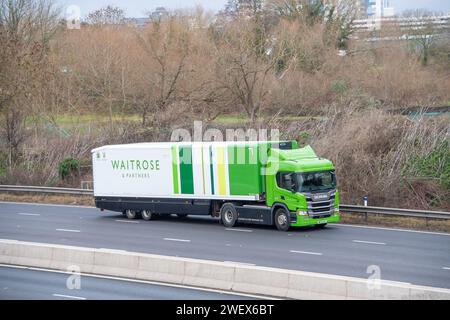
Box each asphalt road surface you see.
[0,266,257,300]
[0,201,449,289]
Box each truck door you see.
[275,172,300,210]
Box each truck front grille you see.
[305,192,335,216]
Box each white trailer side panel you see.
[92,146,172,198]
[92,142,259,201]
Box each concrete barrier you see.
[346,278,411,300]
[287,270,349,300]
[137,254,185,284]
[233,266,289,297]
[0,239,449,300]
[184,259,235,290]
[50,246,95,273]
[0,239,53,269]
[93,250,139,278]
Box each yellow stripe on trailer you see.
[217,146,227,196]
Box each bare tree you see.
[130,16,191,126]
[211,18,279,122]
[0,0,60,166]
[402,9,444,65]
[86,5,126,25]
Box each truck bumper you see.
[290,212,340,227]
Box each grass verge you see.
[0,193,94,207]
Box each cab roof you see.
[269,145,334,172]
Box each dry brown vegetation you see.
[0,0,449,212]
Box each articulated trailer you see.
[92,141,340,231]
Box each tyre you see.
[315,223,327,229]
[177,213,188,218]
[141,209,154,221]
[220,203,238,228]
[125,209,138,219]
[274,208,290,231]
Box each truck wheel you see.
[177,214,188,218]
[141,210,154,221]
[221,203,238,228]
[274,208,290,231]
[125,209,138,220]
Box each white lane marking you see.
[353,240,386,245]
[225,228,253,232]
[163,238,191,243]
[223,261,256,266]
[0,201,95,209]
[17,212,40,216]
[52,293,86,300]
[442,267,450,270]
[290,250,323,256]
[0,264,277,300]
[331,223,450,237]
[98,248,129,252]
[115,219,139,224]
[0,264,27,269]
[56,229,80,233]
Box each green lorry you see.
[92,140,340,231]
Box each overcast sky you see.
[57,0,450,18]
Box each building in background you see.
[151,6,169,21]
[324,0,394,19]
[365,0,395,18]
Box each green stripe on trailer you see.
[227,144,261,195]
[179,145,194,194]
[209,145,215,195]
[171,145,179,194]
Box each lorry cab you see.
[265,146,340,229]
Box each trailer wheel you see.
[274,208,290,231]
[141,210,154,221]
[220,203,238,228]
[125,209,138,220]
[177,214,188,218]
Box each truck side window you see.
[276,172,295,191]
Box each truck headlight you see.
[297,210,307,216]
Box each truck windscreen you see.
[295,171,336,192]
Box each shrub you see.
[58,158,80,180]
[402,141,450,190]
[331,79,348,94]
